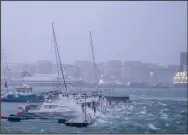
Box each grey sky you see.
[1,1,187,66]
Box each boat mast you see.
[89,31,100,90]
[1,48,11,92]
[51,29,61,93]
[22,67,25,84]
[1,48,12,80]
[52,22,68,95]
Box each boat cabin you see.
[15,84,32,93]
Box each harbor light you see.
[173,71,188,84]
[99,79,104,84]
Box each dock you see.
[105,96,131,102]
[64,113,94,127]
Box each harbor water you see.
[1,87,187,134]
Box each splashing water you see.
[1,99,187,134]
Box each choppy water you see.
[1,87,188,134]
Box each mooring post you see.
[100,91,102,111]
[83,93,86,122]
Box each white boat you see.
[24,93,109,120]
[16,24,112,124]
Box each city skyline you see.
[2,58,184,67]
[1,1,187,66]
[1,52,186,86]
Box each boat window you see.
[50,105,58,108]
[44,105,49,108]
[59,105,68,107]
[44,105,58,109]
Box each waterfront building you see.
[180,52,187,71]
[123,61,150,83]
[107,60,122,79]
[74,60,96,82]
[35,60,53,74]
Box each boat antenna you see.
[52,22,68,95]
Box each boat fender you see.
[109,100,112,106]
[17,112,23,115]
[17,106,23,109]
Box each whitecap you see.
[104,114,114,119]
[89,122,97,127]
[148,113,155,117]
[181,110,185,113]
[99,113,107,118]
[127,111,132,115]
[165,123,169,127]
[158,102,167,106]
[124,117,130,120]
[160,113,169,120]
[128,107,133,111]
[96,119,108,124]
[163,108,168,111]
[135,122,143,127]
[140,111,146,115]
[129,105,134,109]
[177,121,181,124]
[148,123,160,130]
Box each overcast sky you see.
[1,1,187,66]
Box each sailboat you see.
[1,48,15,101]
[15,25,110,125]
[1,49,40,103]
[1,48,9,100]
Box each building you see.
[62,64,78,79]
[23,64,37,75]
[74,60,96,82]
[35,60,53,74]
[2,63,35,79]
[123,61,150,83]
[167,65,180,73]
[151,67,173,86]
[107,60,122,79]
[96,62,105,76]
[180,52,187,71]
